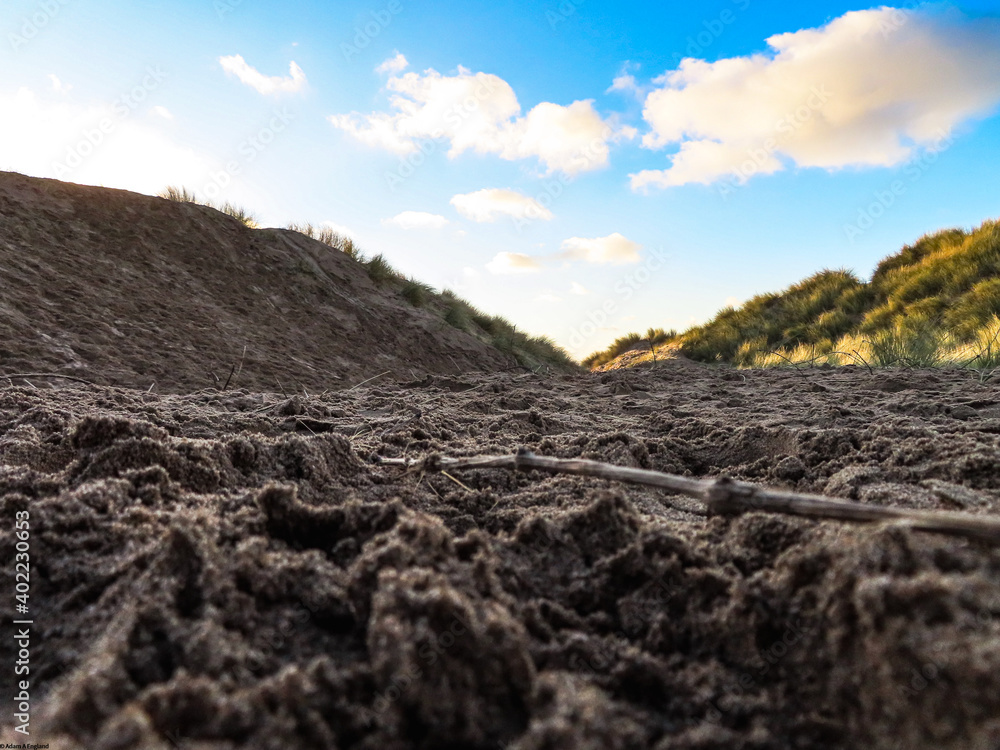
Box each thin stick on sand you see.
[222,346,247,391]
[379,449,1000,544]
[222,364,237,391]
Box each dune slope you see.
[0,171,518,392]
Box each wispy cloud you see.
[607,74,638,94]
[606,62,644,98]
[486,251,542,274]
[383,211,449,230]
[219,55,307,95]
[450,188,553,222]
[330,62,626,175]
[631,7,1000,190]
[559,233,641,264]
[151,105,173,120]
[376,52,409,75]
[570,281,589,295]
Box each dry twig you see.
[441,470,474,492]
[222,364,237,391]
[379,449,1000,544]
[347,370,392,391]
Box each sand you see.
[2,360,999,749]
[0,171,525,393]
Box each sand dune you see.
[0,171,515,393]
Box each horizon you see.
[3,0,999,358]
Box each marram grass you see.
[585,218,1000,373]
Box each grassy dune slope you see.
[0,171,574,394]
[159,189,575,375]
[586,218,1000,373]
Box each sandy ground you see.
[1,359,999,749]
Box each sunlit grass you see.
[158,185,197,203]
[744,316,1000,381]
[582,329,679,369]
[218,202,258,228]
[585,218,1000,373]
[286,222,362,258]
[158,185,257,227]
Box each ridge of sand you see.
[0,171,513,393]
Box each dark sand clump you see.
[2,361,1000,748]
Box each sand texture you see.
[1,361,999,748]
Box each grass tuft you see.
[157,185,257,227]
[287,222,362,259]
[159,186,198,203]
[401,278,434,307]
[219,202,259,228]
[286,222,316,238]
[864,317,946,368]
[365,254,400,285]
[443,298,472,331]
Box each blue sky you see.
[3,0,999,357]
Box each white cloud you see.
[331,66,518,156]
[496,99,616,175]
[383,211,449,230]
[607,73,638,94]
[219,55,307,95]
[559,233,641,265]
[536,293,562,303]
[632,139,783,190]
[632,7,1000,190]
[0,86,211,197]
[450,188,553,222]
[486,252,542,275]
[570,281,589,295]
[48,74,71,95]
[607,62,646,98]
[376,52,409,75]
[151,105,174,120]
[330,63,624,175]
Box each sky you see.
[2,0,1000,358]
